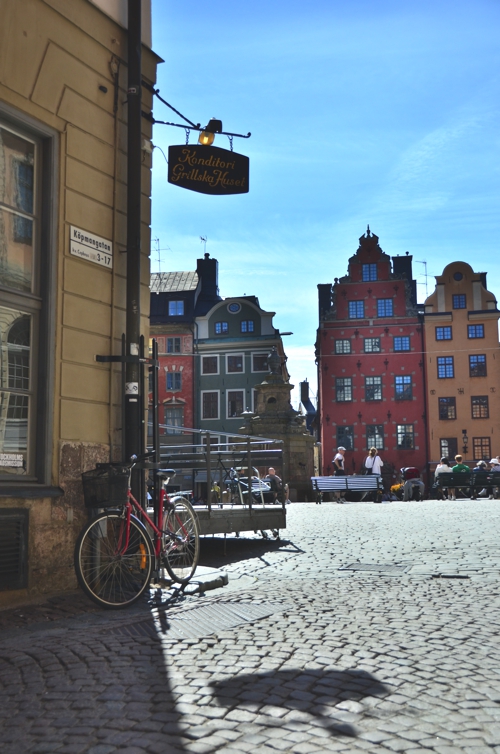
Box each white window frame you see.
[227,389,245,419]
[201,389,220,420]
[201,353,219,375]
[226,352,244,374]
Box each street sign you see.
[70,226,113,268]
[168,145,249,195]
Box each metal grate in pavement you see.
[339,563,410,574]
[108,601,285,641]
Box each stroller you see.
[400,467,425,501]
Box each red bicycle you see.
[74,454,200,608]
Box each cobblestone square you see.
[1,499,500,753]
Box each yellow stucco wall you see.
[424,261,500,467]
[0,0,159,601]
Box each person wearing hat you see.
[472,459,491,498]
[332,446,346,503]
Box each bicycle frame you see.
[114,482,188,561]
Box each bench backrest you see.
[311,476,382,491]
[436,472,471,486]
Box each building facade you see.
[424,261,500,468]
[0,0,158,603]
[316,229,428,481]
[195,296,288,443]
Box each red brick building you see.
[316,228,429,483]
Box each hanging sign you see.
[168,145,249,195]
[70,226,113,268]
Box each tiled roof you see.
[150,271,198,293]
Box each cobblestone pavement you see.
[1,499,500,753]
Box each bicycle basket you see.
[82,464,129,508]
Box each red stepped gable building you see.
[316,228,429,484]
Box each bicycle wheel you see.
[162,498,200,584]
[75,513,154,608]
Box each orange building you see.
[424,262,500,469]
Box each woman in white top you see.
[364,447,383,475]
[434,457,453,499]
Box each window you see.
[227,390,244,418]
[201,355,218,374]
[365,376,382,401]
[437,356,454,379]
[366,425,384,450]
[348,301,364,319]
[473,437,491,461]
[335,339,351,354]
[167,337,181,353]
[168,300,184,316]
[362,263,377,282]
[395,375,412,401]
[468,324,484,339]
[440,438,457,459]
[164,405,184,435]
[227,354,243,373]
[364,337,381,353]
[252,353,268,372]
[0,121,47,480]
[335,377,352,402]
[436,326,452,340]
[377,298,393,317]
[202,391,218,419]
[471,396,489,419]
[166,372,181,391]
[240,320,254,333]
[469,354,486,377]
[337,426,354,451]
[215,321,228,334]
[393,336,410,352]
[438,397,456,420]
[397,424,414,449]
[452,294,466,309]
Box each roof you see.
[150,271,198,293]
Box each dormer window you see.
[168,300,184,316]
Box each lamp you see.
[198,118,223,146]
[462,429,468,455]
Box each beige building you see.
[424,262,500,468]
[0,0,159,604]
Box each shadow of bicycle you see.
[209,667,389,738]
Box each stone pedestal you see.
[241,355,315,501]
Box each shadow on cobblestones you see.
[209,667,389,739]
[199,534,303,569]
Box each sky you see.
[149,0,500,409]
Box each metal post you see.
[124,0,142,499]
[205,433,212,512]
[247,437,252,511]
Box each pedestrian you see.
[364,447,383,475]
[449,454,470,500]
[472,460,492,499]
[332,446,346,503]
[433,457,453,499]
[265,467,282,503]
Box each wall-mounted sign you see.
[0,453,24,468]
[168,145,249,195]
[70,226,113,268]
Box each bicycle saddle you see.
[155,468,176,479]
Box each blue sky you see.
[150,0,500,407]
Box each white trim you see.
[201,389,220,420]
[226,352,244,374]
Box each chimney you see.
[195,253,222,315]
[300,381,309,405]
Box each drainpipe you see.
[124,0,142,495]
